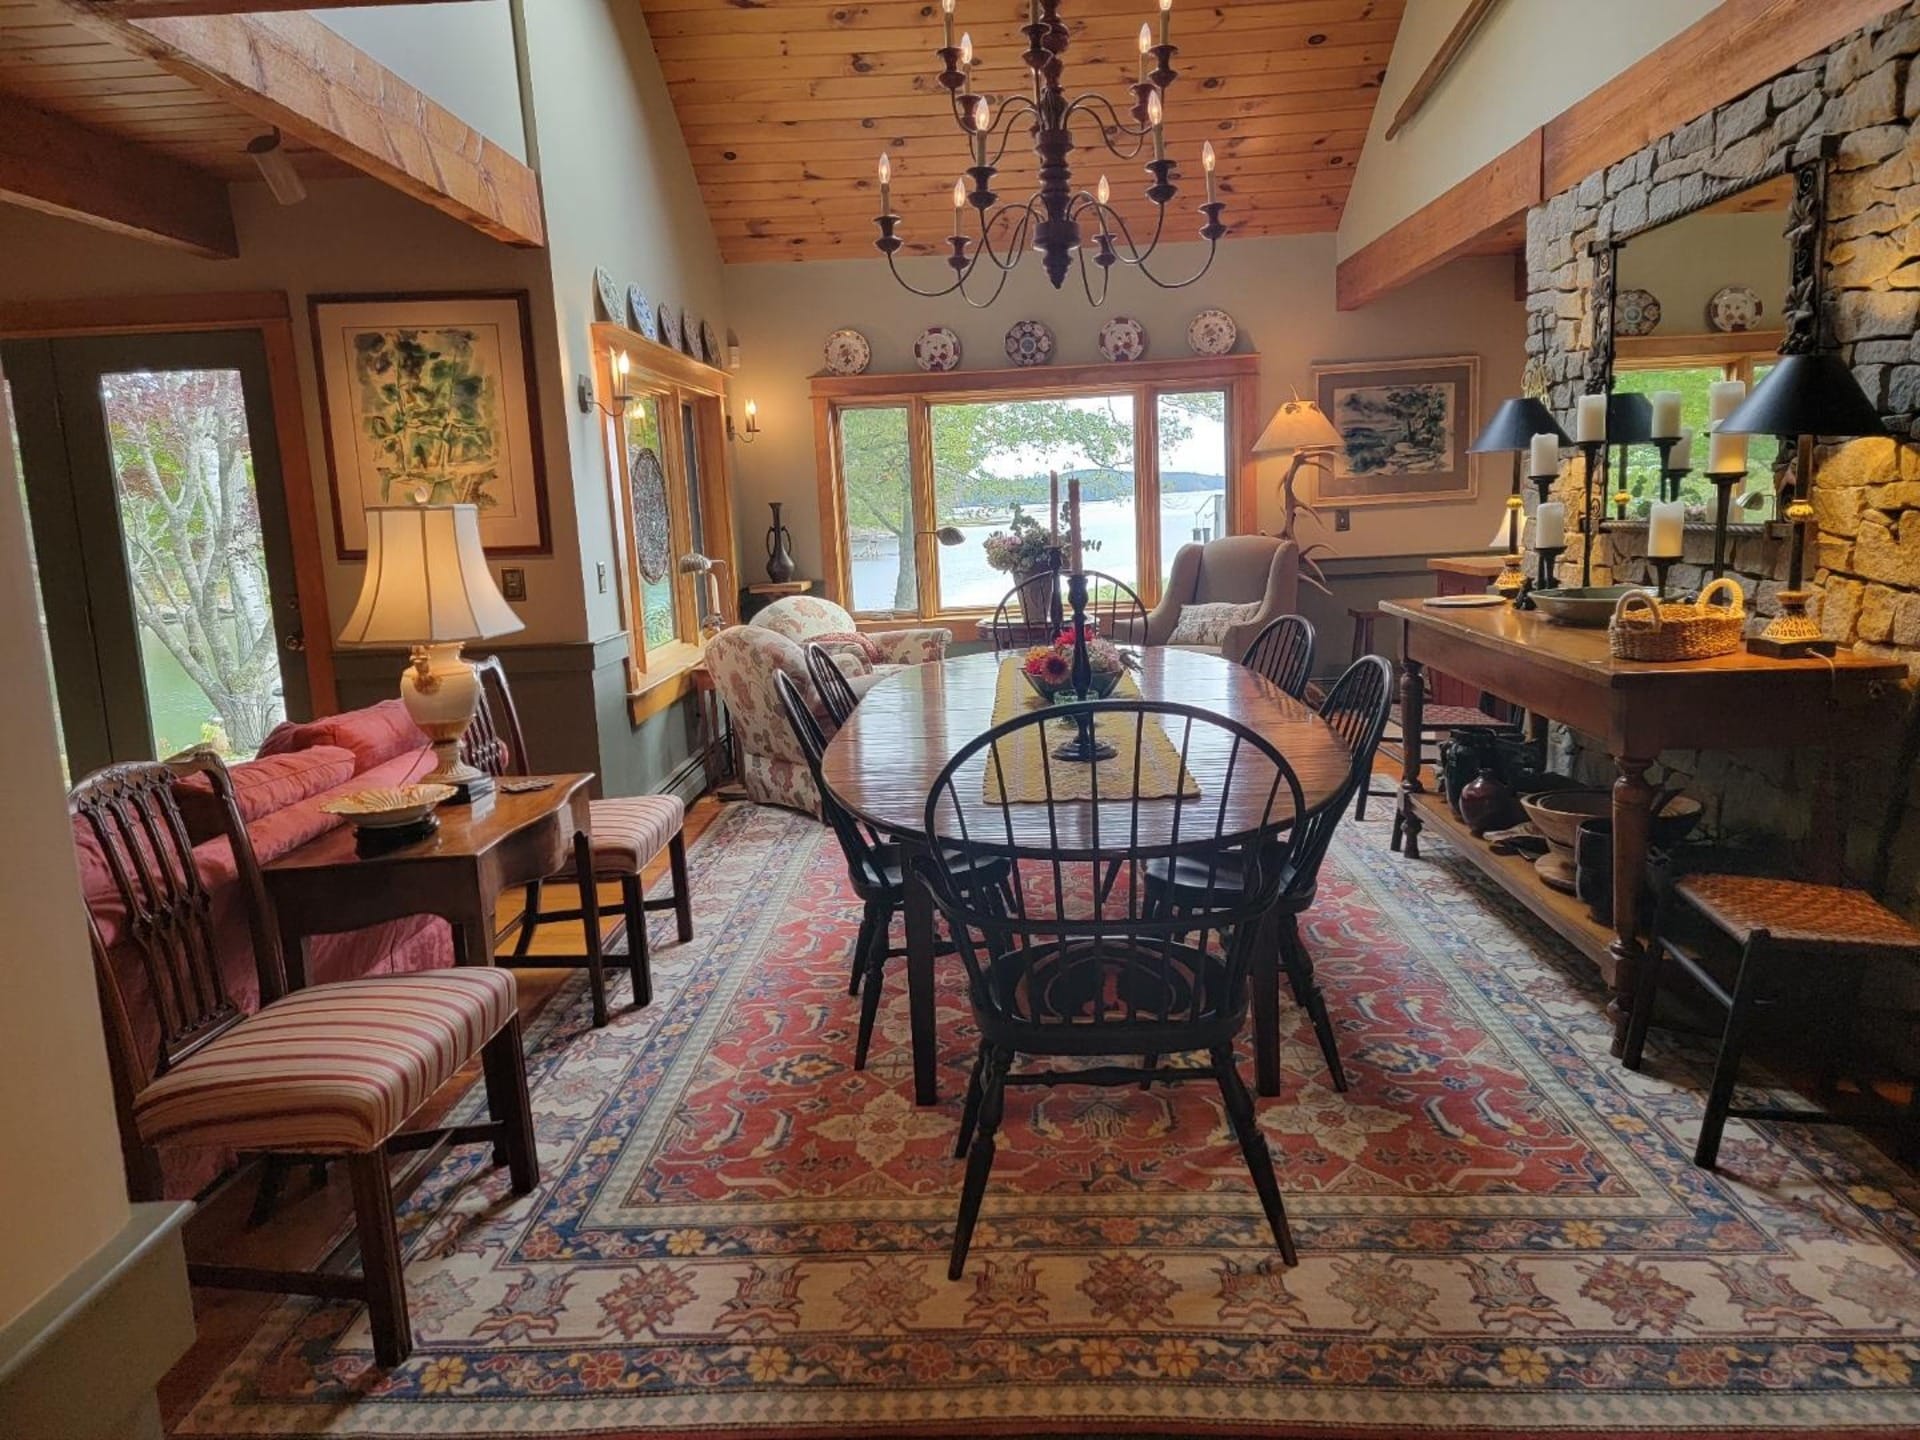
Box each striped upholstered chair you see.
[74,751,538,1368]
[468,656,692,1028]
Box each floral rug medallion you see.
[173,803,1920,1437]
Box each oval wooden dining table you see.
[821,646,1355,1106]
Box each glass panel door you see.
[3,330,310,775]
[1155,390,1230,587]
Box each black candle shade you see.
[1469,397,1571,453]
[1717,352,1889,439]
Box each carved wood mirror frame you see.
[1586,139,1833,399]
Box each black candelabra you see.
[1576,440,1605,587]
[1705,468,1746,580]
[1055,570,1116,762]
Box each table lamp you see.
[339,503,525,802]
[1253,395,1342,542]
[1470,397,1570,597]
[1718,352,1887,657]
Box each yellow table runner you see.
[983,658,1200,804]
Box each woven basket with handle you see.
[1608,576,1745,661]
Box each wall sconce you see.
[728,399,761,443]
[578,349,633,418]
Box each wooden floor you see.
[156,793,729,1425]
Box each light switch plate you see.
[500,567,527,601]
[597,562,609,593]
[1334,508,1351,532]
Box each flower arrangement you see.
[981,504,1100,575]
[1021,630,1126,701]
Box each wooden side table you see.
[689,662,737,787]
[263,774,593,982]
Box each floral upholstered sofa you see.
[704,595,951,812]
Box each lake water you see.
[850,491,1226,614]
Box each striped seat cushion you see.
[133,969,517,1155]
[586,794,685,872]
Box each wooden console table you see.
[1380,599,1902,1055]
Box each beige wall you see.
[1616,210,1788,339]
[1337,0,1720,258]
[0,366,132,1331]
[724,235,1527,578]
[521,0,730,646]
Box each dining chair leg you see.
[573,834,609,1029]
[1354,782,1369,822]
[510,880,543,960]
[850,905,875,997]
[1251,909,1283,1098]
[346,1150,412,1368]
[1620,935,1668,1074]
[481,1016,541,1194]
[622,874,652,1008]
[852,902,892,1070]
[949,1047,1011,1279]
[1211,1043,1297,1267]
[1695,939,1767,1171]
[954,1044,987,1159]
[1280,913,1346,1092]
[668,831,694,943]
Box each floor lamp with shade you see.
[1252,396,1341,543]
[339,503,525,802]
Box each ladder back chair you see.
[1239,613,1316,700]
[468,655,692,1028]
[74,752,538,1368]
[774,670,1009,1067]
[804,641,861,728]
[985,568,1149,654]
[922,700,1307,1277]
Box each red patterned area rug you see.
[171,802,1920,1439]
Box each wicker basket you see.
[1608,576,1746,661]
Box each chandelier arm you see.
[1065,91,1151,156]
[883,244,971,299]
[1129,229,1224,290]
[985,107,1034,170]
[971,196,1040,271]
[1096,200,1162,265]
[1074,236,1113,307]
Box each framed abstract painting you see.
[311,291,551,556]
[1309,354,1480,506]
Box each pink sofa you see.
[75,699,455,1199]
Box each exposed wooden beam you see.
[87,0,475,13]
[1383,0,1499,141]
[0,89,236,256]
[1334,129,1539,311]
[56,3,545,247]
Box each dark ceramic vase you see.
[1459,767,1518,837]
[1441,732,1493,816]
[1576,816,1613,926]
[765,502,796,582]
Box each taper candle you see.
[1576,394,1607,443]
[1067,476,1085,570]
[1049,469,1061,536]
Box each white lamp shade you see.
[339,504,524,645]
[1253,397,1342,455]
[1491,511,1526,550]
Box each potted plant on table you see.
[983,505,1098,625]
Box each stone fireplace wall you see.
[1524,5,1920,893]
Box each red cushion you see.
[171,746,357,842]
[259,699,427,773]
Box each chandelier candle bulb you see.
[1137,22,1151,80]
[1650,391,1683,439]
[1097,174,1111,206]
[1529,432,1559,478]
[1576,394,1607,443]
[1148,88,1165,161]
[1159,0,1171,46]
[1202,140,1216,202]
[1648,500,1685,559]
[878,152,892,209]
[1535,501,1567,549]
[960,31,973,70]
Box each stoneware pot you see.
[1459,767,1521,837]
[1576,816,1613,925]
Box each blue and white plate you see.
[1005,319,1055,367]
[627,285,654,341]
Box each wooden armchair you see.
[74,751,538,1368]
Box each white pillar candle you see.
[1647,499,1685,558]
[1535,501,1567,549]
[1529,432,1560,477]
[1650,390,1683,439]
[1707,425,1748,474]
[1576,394,1608,443]
[1669,425,1694,472]
[1708,380,1746,423]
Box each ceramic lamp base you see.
[1494,556,1527,598]
[1745,590,1834,658]
[401,641,494,805]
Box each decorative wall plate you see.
[701,319,721,366]
[1099,315,1148,362]
[681,311,702,357]
[1707,284,1764,332]
[1005,318,1055,367]
[914,325,963,372]
[626,285,655,341]
[594,267,623,323]
[1613,287,1662,337]
[823,328,871,375]
[1186,308,1237,355]
[630,447,672,584]
[656,302,681,353]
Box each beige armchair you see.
[1139,535,1301,657]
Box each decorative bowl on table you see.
[1518,787,1703,892]
[1021,635,1126,704]
[1531,585,1640,628]
[320,784,456,831]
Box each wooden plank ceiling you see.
[640,0,1404,264]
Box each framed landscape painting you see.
[311,291,551,556]
[1310,355,1479,506]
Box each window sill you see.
[626,638,705,724]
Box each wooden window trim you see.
[809,353,1260,623]
[591,322,739,724]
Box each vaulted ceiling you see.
[640,0,1405,264]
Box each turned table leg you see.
[1608,754,1655,1058]
[1397,656,1426,859]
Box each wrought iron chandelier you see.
[872,0,1225,306]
